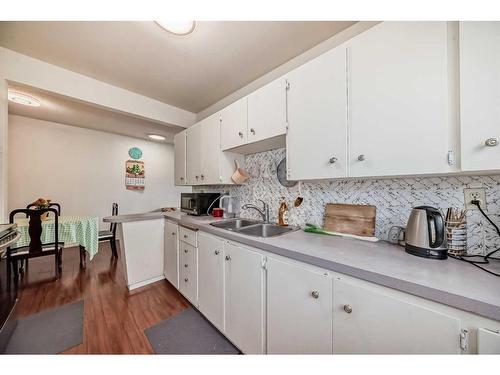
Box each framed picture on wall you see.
[125,160,145,190]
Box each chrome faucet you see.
[242,199,270,223]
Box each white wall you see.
[8,115,190,229]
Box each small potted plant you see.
[31,198,52,220]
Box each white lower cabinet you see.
[164,220,178,288]
[332,275,461,354]
[178,242,198,306]
[266,257,333,354]
[198,233,225,332]
[224,242,266,354]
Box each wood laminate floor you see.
[12,242,189,354]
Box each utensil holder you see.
[445,219,467,256]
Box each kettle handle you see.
[426,209,445,248]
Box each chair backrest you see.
[26,203,61,216]
[110,203,119,235]
[10,208,59,254]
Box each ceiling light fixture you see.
[155,21,196,36]
[8,91,41,107]
[148,134,166,141]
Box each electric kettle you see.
[405,206,448,260]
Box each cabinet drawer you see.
[179,226,198,247]
[179,243,198,304]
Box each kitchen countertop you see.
[105,211,500,321]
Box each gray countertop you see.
[105,210,500,321]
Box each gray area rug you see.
[145,308,240,354]
[4,300,84,354]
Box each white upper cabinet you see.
[460,22,500,172]
[186,123,202,185]
[247,77,287,144]
[200,113,221,184]
[286,46,348,180]
[173,131,186,185]
[267,257,333,354]
[221,97,248,151]
[348,22,453,177]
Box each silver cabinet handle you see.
[214,250,220,255]
[250,128,255,135]
[184,264,188,268]
[184,249,188,253]
[311,290,320,299]
[329,157,338,164]
[343,304,353,313]
[485,137,499,147]
[238,131,243,138]
[184,278,188,282]
[357,154,365,161]
[225,255,231,261]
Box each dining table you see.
[14,215,99,265]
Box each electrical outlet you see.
[464,187,487,210]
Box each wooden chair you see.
[7,208,63,287]
[98,203,118,258]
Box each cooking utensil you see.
[231,160,249,184]
[294,181,304,207]
[304,223,379,242]
[324,203,376,237]
[276,158,297,188]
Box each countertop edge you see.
[164,215,500,322]
[103,212,166,223]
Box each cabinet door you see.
[200,113,221,184]
[247,78,286,144]
[198,233,225,332]
[164,221,178,288]
[221,97,248,150]
[178,243,198,305]
[267,258,333,354]
[287,47,347,180]
[460,22,500,172]
[349,22,452,177]
[224,242,265,354]
[186,123,202,185]
[173,131,187,185]
[332,276,461,354]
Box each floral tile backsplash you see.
[194,148,500,255]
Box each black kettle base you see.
[405,244,448,260]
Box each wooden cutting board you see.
[324,204,376,237]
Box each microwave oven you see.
[180,193,221,216]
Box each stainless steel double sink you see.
[210,218,299,238]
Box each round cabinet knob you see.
[214,250,220,255]
[250,128,256,135]
[201,174,205,180]
[184,235,188,239]
[184,278,188,282]
[184,264,188,268]
[225,255,231,261]
[184,249,188,253]
[238,131,243,138]
[485,137,499,147]
[180,177,184,180]
[329,157,338,164]
[171,232,176,236]
[357,154,365,161]
[311,290,320,299]
[343,304,353,314]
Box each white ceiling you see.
[8,82,181,143]
[0,21,356,112]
